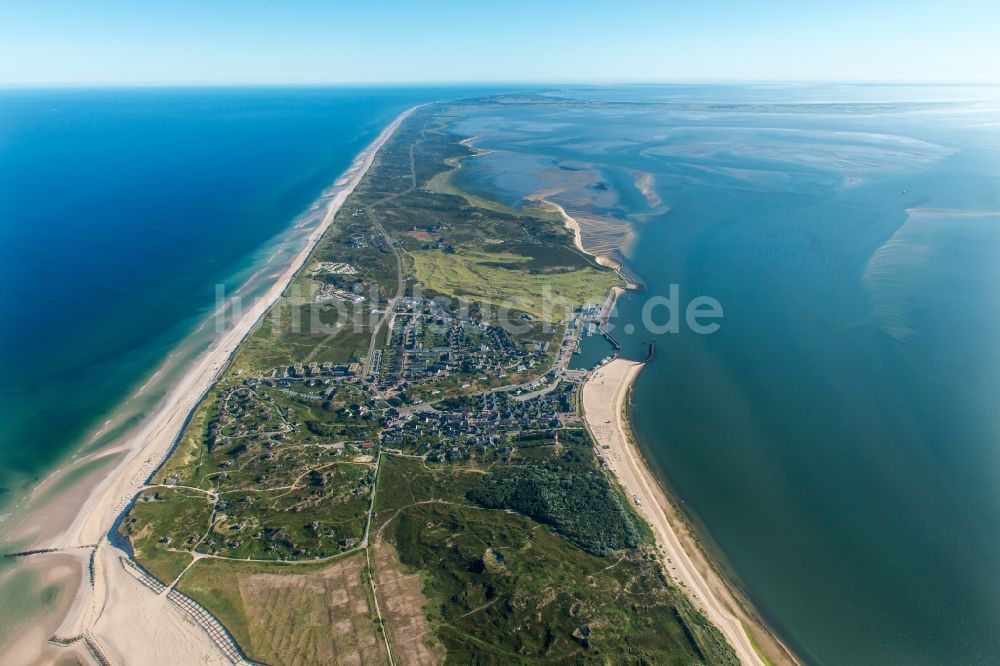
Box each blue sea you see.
[0,86,489,509]
[447,84,1000,665]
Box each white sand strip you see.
[582,358,765,666]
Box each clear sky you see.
[2,0,998,85]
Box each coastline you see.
[582,358,796,666]
[1,105,419,665]
[529,195,644,293]
[533,177,773,661]
[529,195,619,267]
[543,174,790,663]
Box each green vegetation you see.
[122,379,384,562]
[378,455,736,665]
[178,553,386,666]
[465,429,642,556]
[468,465,640,556]
[118,487,212,581]
[117,102,737,665]
[411,248,617,322]
[374,454,484,515]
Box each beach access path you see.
[582,358,765,666]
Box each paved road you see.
[363,140,419,377]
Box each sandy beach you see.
[531,196,586,255]
[582,359,794,666]
[1,105,418,665]
[528,195,634,275]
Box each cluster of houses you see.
[206,285,593,466]
[379,381,580,460]
[376,297,549,392]
[259,362,363,380]
[314,283,366,304]
[310,261,358,275]
[346,230,388,249]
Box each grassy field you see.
[411,248,618,322]
[118,487,213,582]
[177,553,387,666]
[371,536,443,665]
[135,378,383,561]
[228,299,378,376]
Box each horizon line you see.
[2,79,999,90]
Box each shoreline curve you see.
[582,358,798,666]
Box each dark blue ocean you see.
[0,87,480,507]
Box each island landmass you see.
[10,100,795,666]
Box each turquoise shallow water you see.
[450,86,1000,664]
